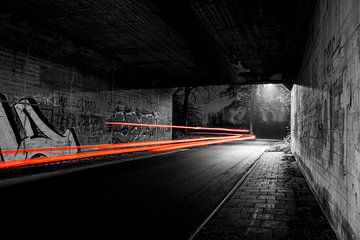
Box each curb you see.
[188,150,266,240]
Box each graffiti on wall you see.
[0,93,79,161]
[110,108,168,143]
[75,97,108,143]
[10,93,76,134]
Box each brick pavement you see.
[194,152,338,240]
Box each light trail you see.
[187,132,239,136]
[105,122,250,133]
[0,136,227,155]
[0,122,255,169]
[0,145,162,169]
[150,135,256,152]
[0,135,251,169]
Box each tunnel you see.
[0,1,358,239]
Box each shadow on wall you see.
[0,93,79,161]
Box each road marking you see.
[188,150,266,240]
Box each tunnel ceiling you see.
[0,0,314,88]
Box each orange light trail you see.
[105,122,250,133]
[0,123,254,169]
[0,136,233,155]
[0,134,254,169]
[187,132,239,136]
[150,135,256,152]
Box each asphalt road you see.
[0,139,274,239]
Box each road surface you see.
[0,139,274,239]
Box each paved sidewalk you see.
[194,152,338,240]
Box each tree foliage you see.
[220,85,251,104]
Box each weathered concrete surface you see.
[0,93,79,161]
[0,46,172,151]
[291,1,360,239]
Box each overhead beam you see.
[147,0,238,85]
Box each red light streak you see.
[0,136,229,155]
[0,122,255,169]
[0,145,159,169]
[187,132,239,136]
[105,122,250,133]
[150,135,256,152]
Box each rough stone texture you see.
[0,46,172,149]
[195,152,337,240]
[291,0,360,239]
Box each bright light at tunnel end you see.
[0,122,255,169]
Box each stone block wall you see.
[291,1,360,239]
[0,46,172,160]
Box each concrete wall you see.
[291,1,360,239]
[0,46,172,161]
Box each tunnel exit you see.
[172,84,290,139]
